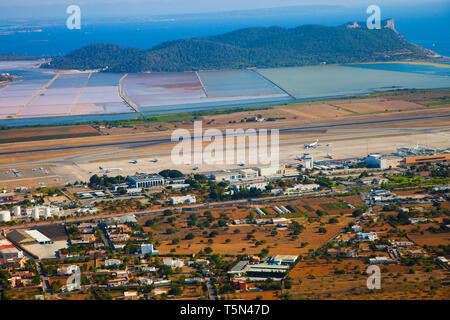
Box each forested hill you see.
[42,19,437,72]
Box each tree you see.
[204,247,213,254]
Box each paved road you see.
[1,113,449,156]
[206,281,218,300]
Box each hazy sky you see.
[1,0,448,19]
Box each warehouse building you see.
[402,153,450,166]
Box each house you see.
[170,195,196,204]
[270,255,298,265]
[408,217,428,224]
[0,257,26,269]
[81,234,96,243]
[58,265,79,275]
[369,256,388,264]
[107,277,128,287]
[357,232,378,241]
[163,258,184,268]
[232,279,247,291]
[351,225,362,232]
[108,233,130,243]
[360,176,388,185]
[140,244,159,255]
[104,259,122,267]
[122,291,139,300]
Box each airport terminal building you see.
[130,174,165,188]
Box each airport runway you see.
[1,113,449,156]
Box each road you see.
[206,280,218,300]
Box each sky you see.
[1,0,448,20]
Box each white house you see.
[357,232,378,241]
[140,244,159,255]
[170,195,196,204]
[163,258,184,268]
[105,259,122,267]
[369,256,388,264]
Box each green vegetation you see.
[321,202,349,210]
[44,21,430,72]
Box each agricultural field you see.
[0,125,102,143]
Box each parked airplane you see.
[130,160,138,164]
[149,158,159,162]
[192,166,199,170]
[238,162,246,167]
[304,139,319,149]
[99,166,122,173]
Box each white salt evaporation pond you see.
[122,70,291,113]
[257,64,450,100]
[0,61,449,126]
[0,61,133,120]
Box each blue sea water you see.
[1,4,449,57]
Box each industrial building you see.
[402,153,450,166]
[0,238,23,259]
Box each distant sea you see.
[1,4,449,57]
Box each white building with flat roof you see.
[163,258,184,268]
[141,244,159,255]
[25,230,52,244]
[232,180,267,191]
[170,195,196,204]
[366,154,388,169]
[0,210,11,222]
[130,173,165,188]
[257,165,280,177]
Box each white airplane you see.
[99,166,122,173]
[149,158,159,162]
[412,144,420,150]
[238,162,246,167]
[192,166,199,170]
[130,160,138,164]
[304,139,319,149]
